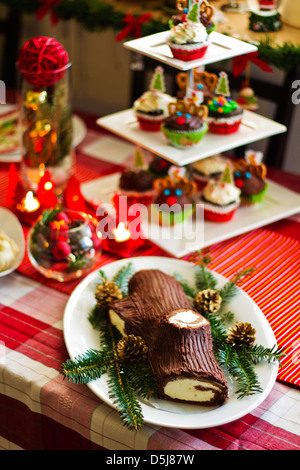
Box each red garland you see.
[17,36,69,88]
[36,0,63,26]
[232,51,273,77]
[116,13,152,42]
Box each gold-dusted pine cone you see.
[117,335,148,363]
[95,280,122,306]
[227,322,256,348]
[194,289,222,315]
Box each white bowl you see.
[0,207,25,276]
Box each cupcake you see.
[133,66,175,131]
[200,165,241,222]
[167,2,209,62]
[148,155,172,179]
[162,100,208,149]
[118,148,155,206]
[192,154,228,188]
[233,152,268,206]
[206,72,244,134]
[170,0,215,34]
[152,175,197,226]
[237,81,259,111]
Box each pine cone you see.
[117,335,148,363]
[227,322,256,348]
[194,289,222,314]
[95,280,122,306]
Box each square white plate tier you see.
[123,31,258,71]
[97,109,287,167]
[81,173,300,258]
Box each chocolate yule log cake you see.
[109,269,228,406]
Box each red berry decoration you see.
[52,240,71,260]
[235,178,244,188]
[166,196,177,206]
[17,36,69,88]
[49,220,69,241]
[56,211,71,224]
[176,116,186,125]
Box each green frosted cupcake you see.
[233,156,268,206]
[162,101,208,149]
[152,175,197,226]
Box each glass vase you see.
[27,209,102,282]
[18,63,74,196]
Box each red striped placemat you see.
[199,228,300,387]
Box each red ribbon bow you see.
[36,0,62,26]
[116,13,152,42]
[232,51,273,77]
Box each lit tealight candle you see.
[17,191,40,213]
[113,222,131,243]
[102,219,144,257]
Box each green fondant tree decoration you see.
[150,66,166,92]
[187,1,200,23]
[221,164,233,184]
[216,71,231,97]
[134,147,144,168]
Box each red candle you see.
[15,190,42,224]
[36,171,57,208]
[102,220,144,257]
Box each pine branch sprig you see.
[244,344,285,365]
[112,263,134,295]
[98,269,107,281]
[174,273,197,299]
[217,310,235,324]
[88,265,134,328]
[125,362,157,400]
[105,321,145,430]
[217,345,263,399]
[107,366,144,431]
[88,302,106,328]
[40,206,62,225]
[206,314,228,347]
[219,268,255,305]
[61,348,114,384]
[195,264,218,291]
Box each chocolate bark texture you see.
[109,269,228,406]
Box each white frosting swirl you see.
[203,181,241,205]
[169,20,208,45]
[133,90,175,114]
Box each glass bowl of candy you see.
[27,207,102,282]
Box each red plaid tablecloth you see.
[0,114,300,450]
